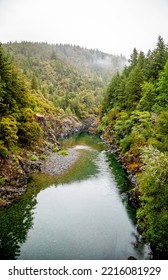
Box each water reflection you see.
[0,196,36,259]
[0,134,151,260]
[0,136,102,260]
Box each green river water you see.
[0,133,151,260]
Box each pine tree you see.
[103,72,121,112]
[128,48,139,70]
[147,36,168,80]
[125,64,146,109]
[137,81,156,111]
[154,60,168,111]
[0,43,12,115]
[31,72,38,90]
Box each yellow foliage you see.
[128,162,139,172]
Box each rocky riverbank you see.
[40,148,80,176]
[102,136,142,209]
[0,114,98,209]
[0,147,81,209]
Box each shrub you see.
[0,145,9,158]
[18,121,43,145]
[137,147,168,255]
[53,147,59,152]
[21,108,34,122]
[39,154,47,160]
[58,150,68,156]
[0,116,18,145]
[0,177,7,185]
[120,135,132,153]
[30,155,38,161]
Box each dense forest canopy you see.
[3,42,127,118]
[0,41,126,159]
[0,42,59,155]
[100,36,168,258]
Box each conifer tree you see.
[155,60,168,111]
[147,36,168,80]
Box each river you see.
[0,133,151,260]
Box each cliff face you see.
[34,114,84,141]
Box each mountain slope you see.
[100,36,168,258]
[3,42,127,118]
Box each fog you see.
[0,0,168,57]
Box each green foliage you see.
[18,121,43,145]
[0,141,9,158]
[138,82,156,111]
[103,73,121,112]
[97,114,109,132]
[53,147,59,152]
[21,108,34,122]
[0,44,53,151]
[31,72,38,90]
[39,154,47,160]
[0,177,7,185]
[113,111,130,141]
[147,35,168,80]
[128,48,139,69]
[154,60,168,112]
[3,42,127,119]
[155,111,168,151]
[58,150,68,156]
[119,135,132,154]
[0,116,18,145]
[0,44,30,117]
[101,36,168,256]
[137,147,168,255]
[30,155,38,161]
[125,64,146,109]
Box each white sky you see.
[0,0,168,57]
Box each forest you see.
[3,42,126,118]
[0,37,168,258]
[0,41,126,205]
[0,41,127,153]
[100,36,168,258]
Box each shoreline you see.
[0,147,80,209]
[40,148,80,176]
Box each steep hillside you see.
[0,43,82,208]
[52,43,127,81]
[0,41,127,207]
[100,36,168,258]
[3,42,127,118]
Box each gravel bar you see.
[41,148,80,175]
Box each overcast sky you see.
[0,0,168,57]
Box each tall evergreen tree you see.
[31,72,38,90]
[125,64,146,109]
[103,72,121,112]
[128,48,139,70]
[154,60,168,111]
[147,36,168,80]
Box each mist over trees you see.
[3,42,127,118]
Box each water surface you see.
[0,134,151,260]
